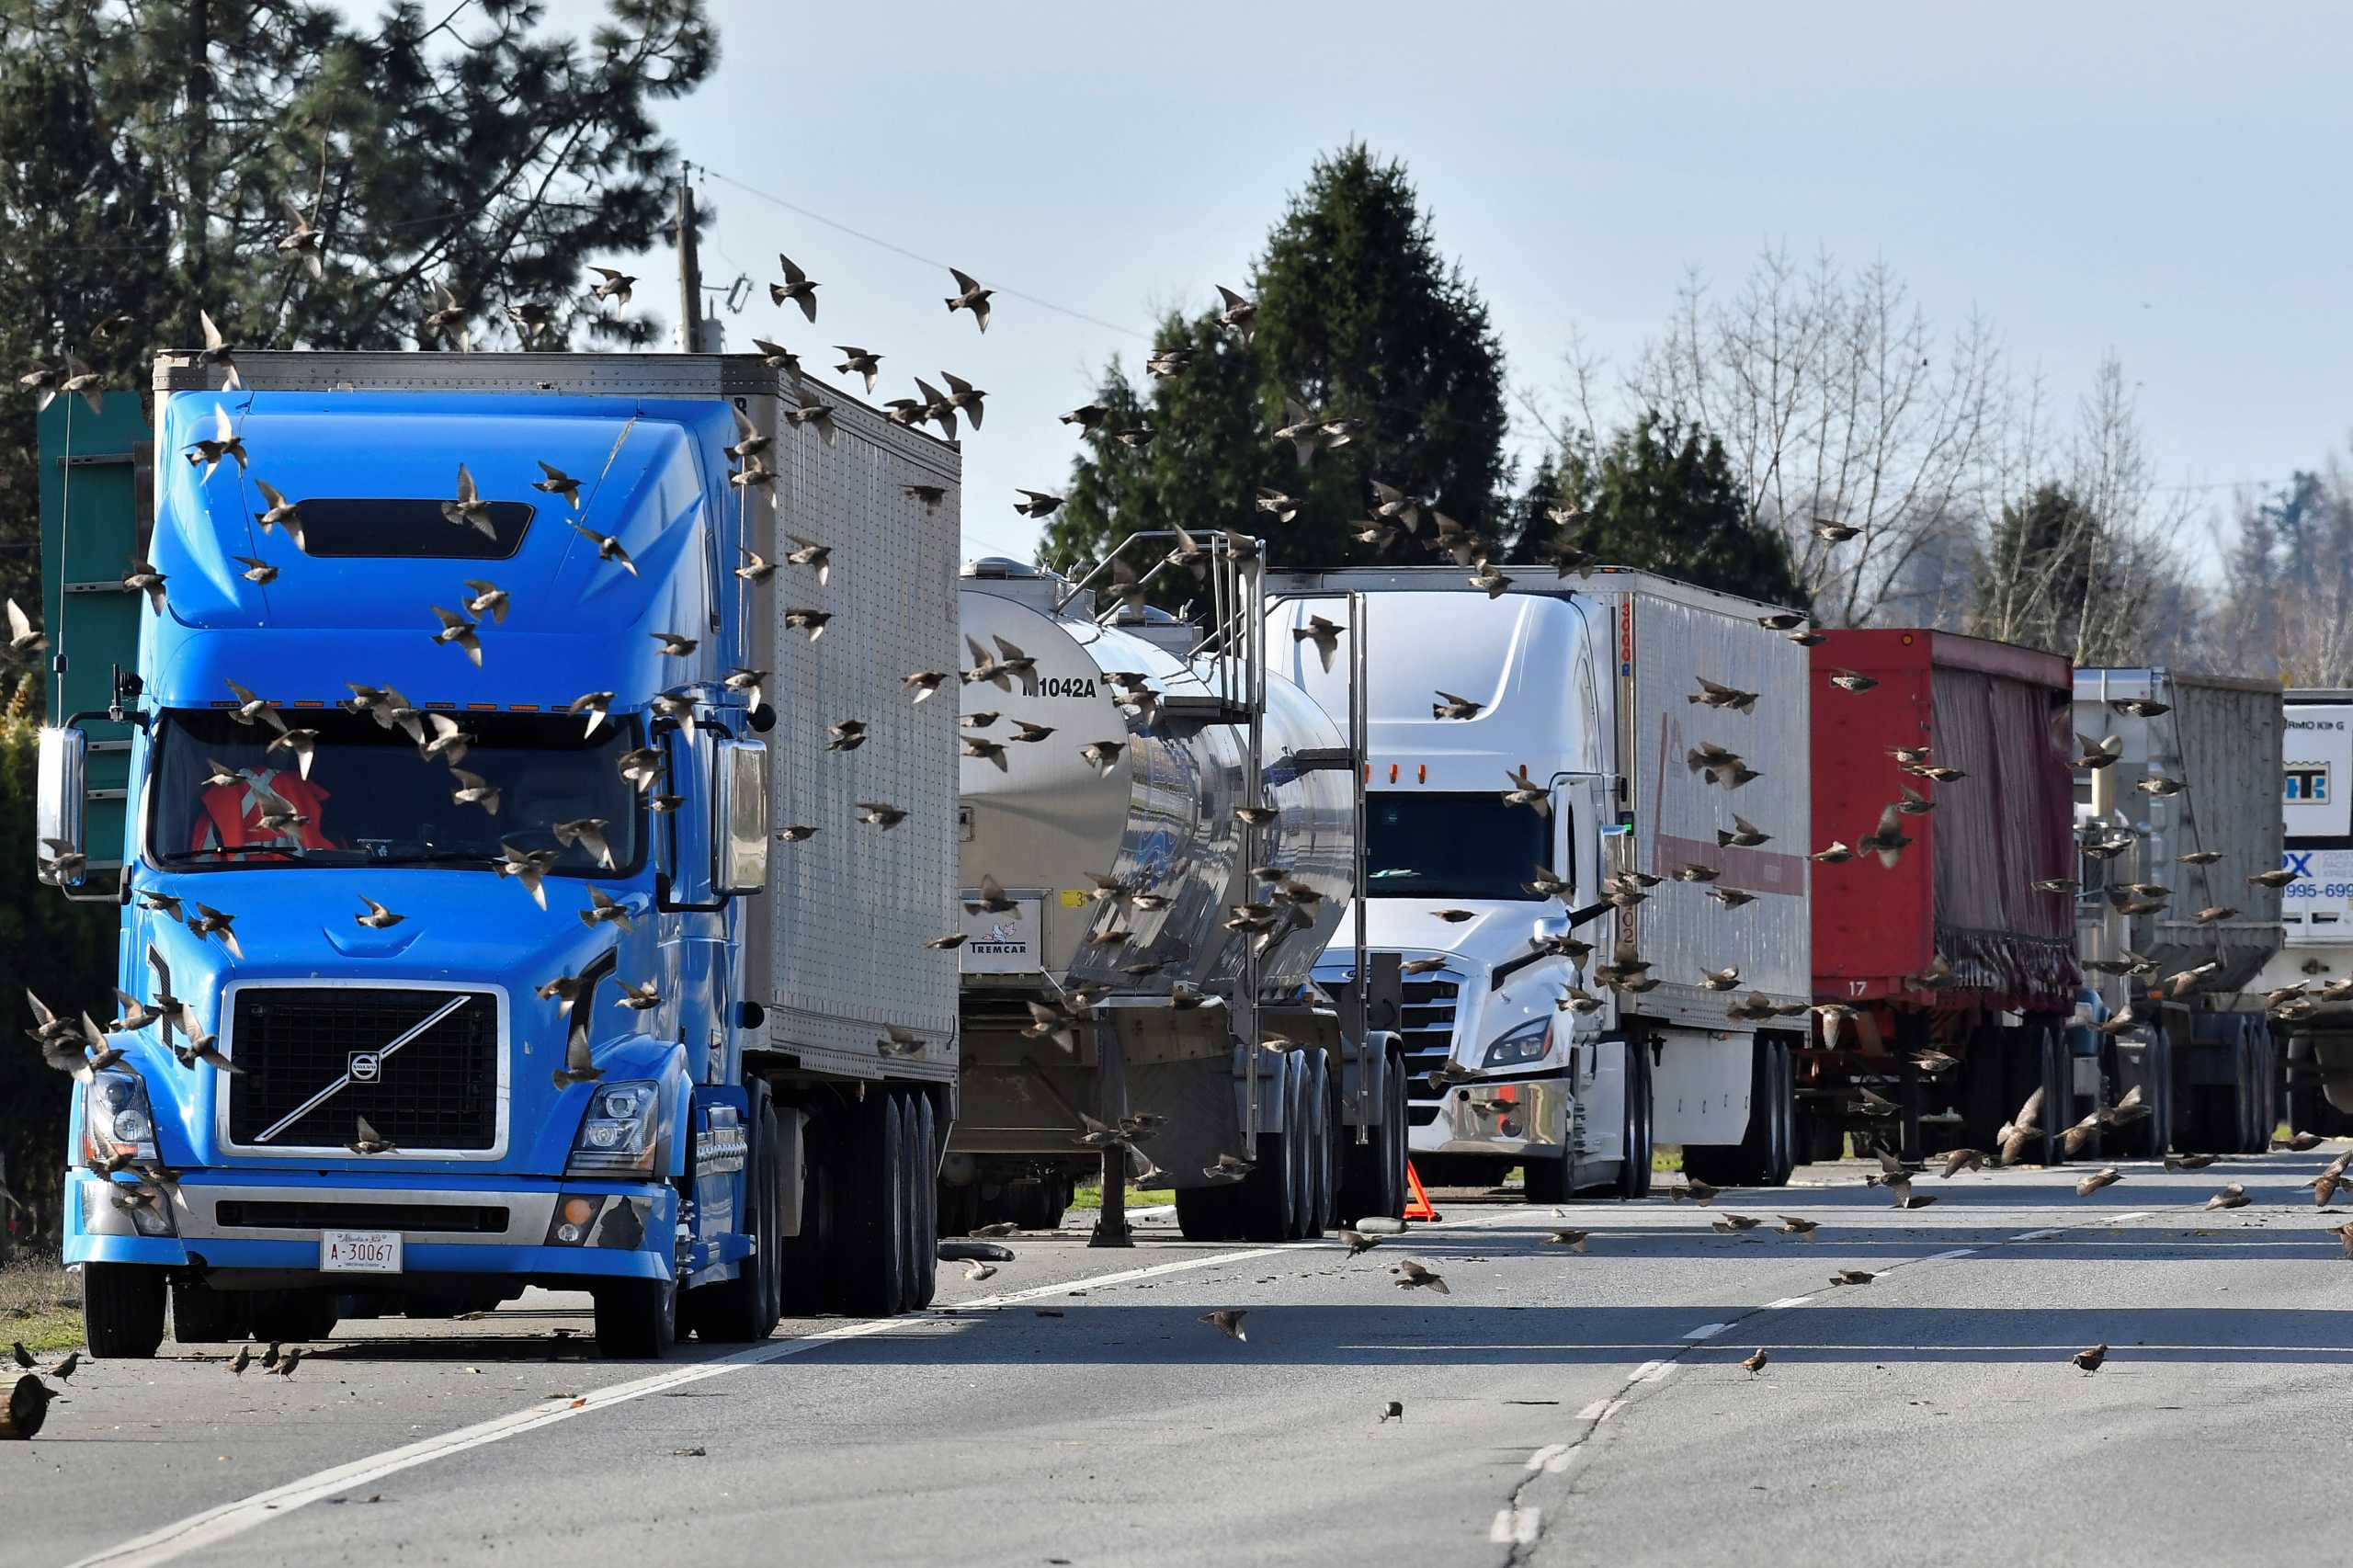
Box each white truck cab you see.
[1267,568,1811,1199]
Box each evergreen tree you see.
[1569,414,1810,609]
[1041,143,1509,575]
[0,0,718,603]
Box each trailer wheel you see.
[592,1273,677,1358]
[780,1106,835,1315]
[2286,1034,2353,1138]
[85,1264,166,1358]
[1301,1049,1333,1239]
[1282,1053,1313,1240]
[1235,1052,1302,1242]
[1681,1036,1790,1188]
[1765,1038,1797,1186]
[905,1093,939,1310]
[1175,1182,1241,1240]
[1616,1037,1654,1199]
[170,1281,251,1345]
[1336,1044,1409,1222]
[835,1092,911,1316]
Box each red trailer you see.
[1805,630,2082,1164]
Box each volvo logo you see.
[348,1051,381,1083]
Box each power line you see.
[695,166,1153,344]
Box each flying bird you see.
[945,267,994,331]
[771,255,819,322]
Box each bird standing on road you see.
[2071,1343,2108,1374]
[1548,1229,1591,1252]
[1741,1348,1769,1378]
[1776,1216,1819,1240]
[267,1346,304,1378]
[2207,1184,2251,1210]
[1392,1260,1449,1294]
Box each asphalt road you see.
[10,1152,2353,1568]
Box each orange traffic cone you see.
[1404,1161,1440,1222]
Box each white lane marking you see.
[1574,1399,1610,1421]
[2106,1210,2154,1223]
[1487,1507,1541,1545]
[959,1245,1286,1310]
[1918,1248,1977,1263]
[1543,1446,1580,1474]
[73,1238,1304,1568]
[1598,1396,1628,1421]
[2010,1227,2063,1241]
[1682,1323,1729,1340]
[1630,1359,1675,1383]
[1526,1442,1570,1471]
[1763,1295,1814,1310]
[64,1322,905,1568]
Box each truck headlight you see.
[1483,1017,1552,1069]
[567,1080,660,1175]
[85,1068,159,1163]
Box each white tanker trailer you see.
[939,539,1410,1243]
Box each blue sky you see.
[520,0,2352,567]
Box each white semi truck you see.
[1266,568,1812,1199]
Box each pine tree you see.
[1571,414,1809,610]
[1041,143,1509,575]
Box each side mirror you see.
[36,725,86,891]
[712,739,768,896]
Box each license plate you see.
[321,1229,403,1274]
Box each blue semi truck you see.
[34,350,963,1356]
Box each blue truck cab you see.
[37,352,964,1356]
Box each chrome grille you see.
[1400,975,1461,1104]
[226,987,500,1152]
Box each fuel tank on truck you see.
[954,560,1353,999]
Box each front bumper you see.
[64,1169,676,1282]
[1407,1076,1572,1158]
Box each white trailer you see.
[2253,690,2353,1136]
[1266,567,1812,1198]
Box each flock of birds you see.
[8,216,2346,1446]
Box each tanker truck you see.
[941,546,1411,1243]
[1265,566,1813,1199]
[35,349,962,1358]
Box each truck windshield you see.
[148,708,644,875]
[1365,791,1552,903]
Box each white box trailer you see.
[1267,566,1811,1198]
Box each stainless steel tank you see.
[957,561,1352,999]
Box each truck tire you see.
[248,1290,339,1344]
[1175,1181,1241,1241]
[779,1107,835,1314]
[835,1092,911,1316]
[1235,1053,1302,1243]
[2122,1028,2173,1159]
[1301,1050,1333,1239]
[1768,1039,1798,1185]
[905,1093,939,1310]
[85,1264,166,1358]
[1282,1053,1313,1240]
[593,1274,677,1358]
[170,1281,251,1344]
[1616,1037,1654,1199]
[698,1096,784,1343]
[2286,1035,2353,1138]
[1336,1046,1408,1223]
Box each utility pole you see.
[676,165,702,352]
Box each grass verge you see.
[1068,1182,1177,1210]
[0,1256,85,1354]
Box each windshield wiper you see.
[370,850,499,869]
[166,846,371,864]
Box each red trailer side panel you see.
[1812,630,2080,1009]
